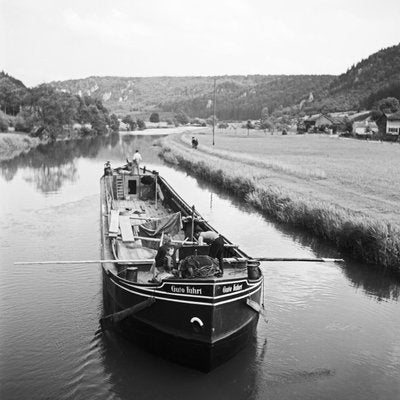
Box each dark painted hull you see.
[102,268,262,371]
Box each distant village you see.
[298,109,400,140]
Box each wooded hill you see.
[0,71,111,138]
[2,43,399,122]
[50,75,334,120]
[47,43,400,120]
[311,43,400,112]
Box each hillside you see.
[160,75,334,120]
[311,43,400,111]
[50,75,334,119]
[5,43,398,120]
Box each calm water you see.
[0,133,399,400]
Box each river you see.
[0,133,399,400]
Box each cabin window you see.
[388,127,399,134]
[128,179,137,194]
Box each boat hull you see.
[102,268,262,371]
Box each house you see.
[315,114,335,128]
[386,111,400,136]
[351,113,378,136]
[303,114,320,130]
[303,114,345,131]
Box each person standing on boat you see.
[104,161,112,176]
[195,229,224,274]
[131,150,142,175]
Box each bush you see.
[175,111,190,125]
[136,119,146,130]
[149,112,160,123]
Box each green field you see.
[161,130,400,271]
[186,130,400,224]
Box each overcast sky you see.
[2,0,399,87]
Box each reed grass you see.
[159,134,400,272]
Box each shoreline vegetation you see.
[0,133,43,161]
[159,130,400,273]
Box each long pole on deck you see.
[254,257,344,263]
[14,259,155,265]
[15,256,344,266]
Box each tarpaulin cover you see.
[139,212,182,249]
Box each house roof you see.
[347,111,372,122]
[387,111,400,121]
[305,114,321,122]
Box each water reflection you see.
[287,229,400,301]
[0,136,110,184]
[342,261,400,301]
[23,163,78,193]
[99,329,260,400]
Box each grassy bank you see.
[159,130,400,272]
[0,133,42,161]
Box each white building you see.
[386,112,400,136]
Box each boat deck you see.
[112,198,169,219]
[121,264,248,284]
[101,172,252,283]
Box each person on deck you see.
[195,229,224,274]
[149,236,177,282]
[131,150,142,175]
[104,161,112,176]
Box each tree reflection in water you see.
[0,133,120,192]
[23,164,78,193]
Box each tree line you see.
[0,72,118,139]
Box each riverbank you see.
[159,130,400,273]
[0,133,42,161]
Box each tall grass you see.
[159,139,400,272]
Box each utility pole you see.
[212,77,216,146]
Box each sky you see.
[1,0,400,87]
